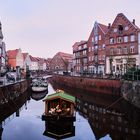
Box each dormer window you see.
[118,25,123,34]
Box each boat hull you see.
[31,87,48,93]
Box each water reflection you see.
[0,82,140,140]
[50,81,140,140]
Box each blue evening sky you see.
[0,0,140,58]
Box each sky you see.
[0,0,140,58]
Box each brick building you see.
[105,13,140,75]
[87,22,108,75]
[7,48,24,70]
[0,22,7,75]
[73,41,88,73]
[50,52,73,73]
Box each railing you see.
[123,72,140,81]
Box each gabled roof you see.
[29,55,38,62]
[7,49,19,59]
[43,90,75,104]
[98,23,109,34]
[107,13,140,35]
[57,52,73,61]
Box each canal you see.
[1,82,140,140]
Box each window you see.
[118,25,123,34]
[123,46,128,54]
[117,47,121,54]
[125,26,129,30]
[78,46,81,50]
[124,36,128,42]
[130,46,135,53]
[117,37,123,43]
[114,28,117,32]
[95,36,98,42]
[88,47,91,52]
[92,46,94,51]
[98,55,101,60]
[83,44,87,48]
[130,35,135,42]
[110,48,114,55]
[102,44,105,49]
[102,55,105,60]
[92,37,94,42]
[99,35,101,40]
[110,38,115,44]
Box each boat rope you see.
[105,96,123,110]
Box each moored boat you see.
[42,89,76,121]
[31,78,48,93]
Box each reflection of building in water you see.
[0,90,31,139]
[76,98,140,140]
[43,120,75,139]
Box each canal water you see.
[1,83,140,140]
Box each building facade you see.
[7,48,24,70]
[50,52,73,73]
[73,41,88,74]
[23,53,31,72]
[105,13,140,75]
[0,22,7,75]
[87,22,108,75]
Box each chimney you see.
[108,23,111,29]
[132,19,135,25]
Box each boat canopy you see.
[43,90,75,104]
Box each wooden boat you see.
[31,78,48,93]
[43,120,75,139]
[42,89,76,121]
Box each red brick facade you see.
[105,13,140,74]
[72,13,140,75]
[50,52,73,73]
[73,41,88,73]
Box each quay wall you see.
[121,80,140,109]
[0,79,30,104]
[51,75,121,96]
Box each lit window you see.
[130,46,135,53]
[124,36,128,42]
[130,35,135,42]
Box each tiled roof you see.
[29,55,38,62]
[98,23,109,34]
[57,52,73,61]
[7,49,19,59]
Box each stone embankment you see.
[0,79,30,105]
[121,80,140,109]
[51,74,121,96]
